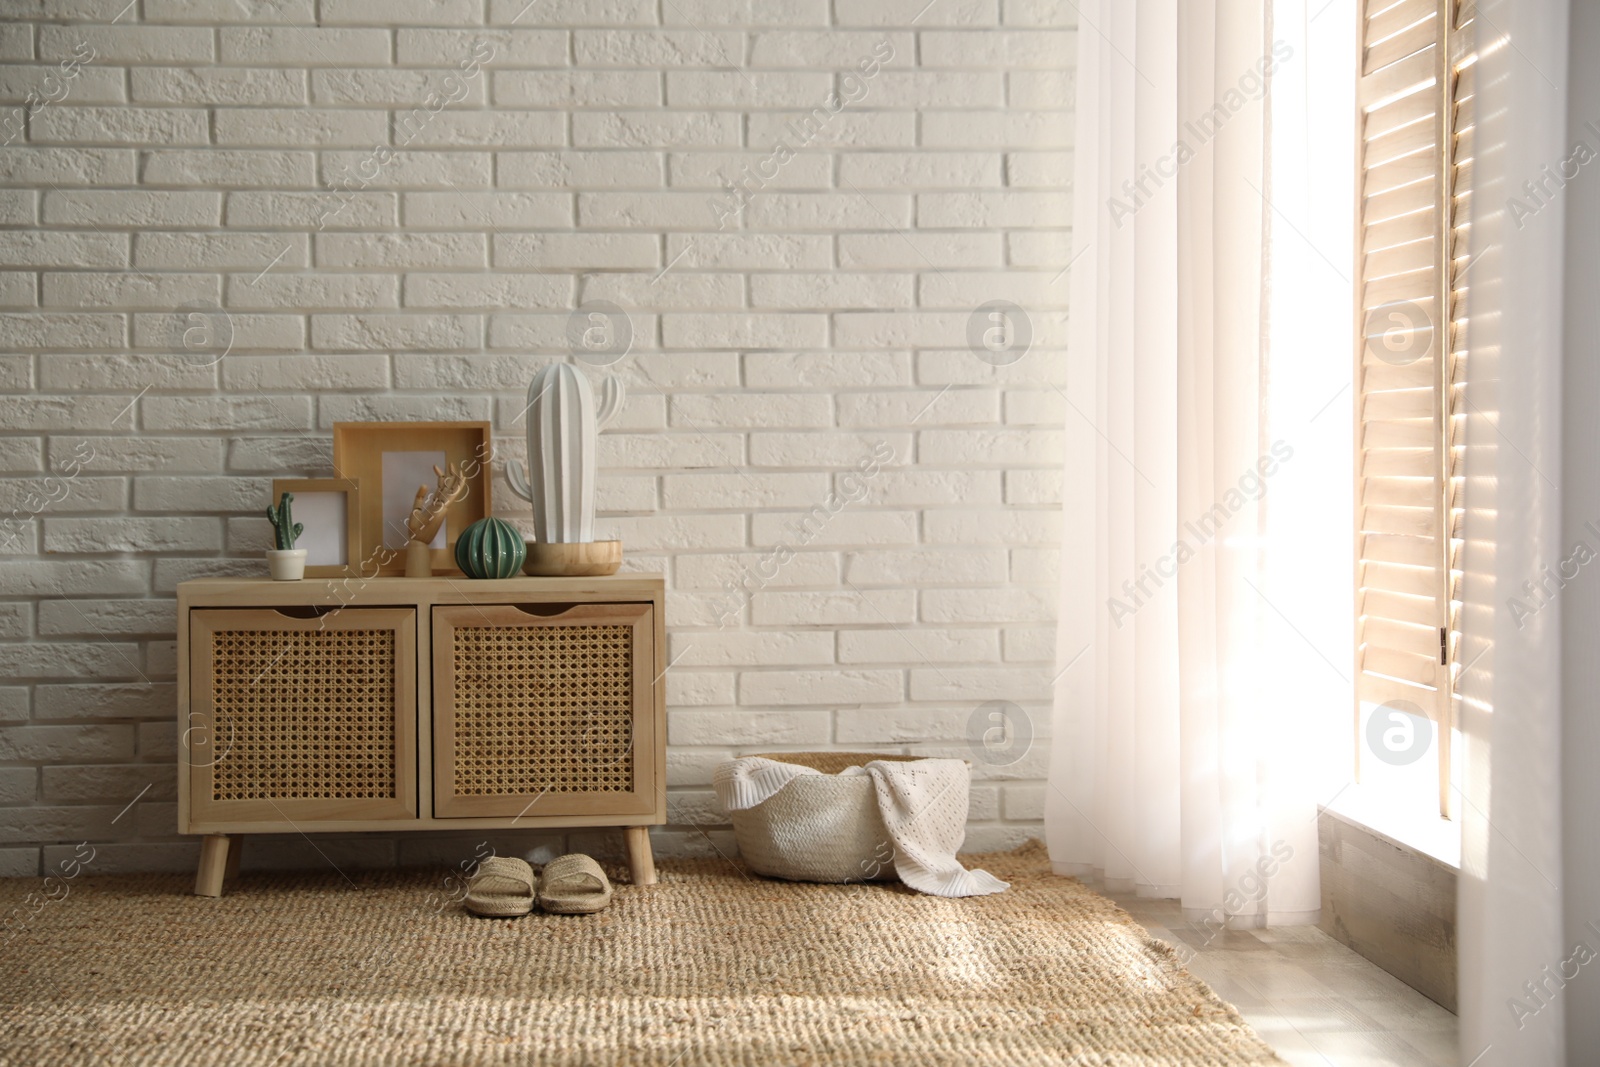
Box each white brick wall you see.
[0,1,1072,879]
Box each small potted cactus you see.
[265,491,306,581]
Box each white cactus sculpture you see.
[506,363,625,543]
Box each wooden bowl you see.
[522,539,623,577]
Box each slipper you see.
[464,856,536,918]
[536,854,614,915]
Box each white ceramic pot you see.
[266,549,307,581]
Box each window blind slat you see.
[1361,419,1435,450]
[1366,96,1436,141]
[1362,615,1443,658]
[1363,588,1438,627]
[1365,0,1435,63]
[1360,501,1436,537]
[1366,209,1437,253]
[1361,645,1441,690]
[1364,239,1436,280]
[1358,48,1435,110]
[1360,360,1436,393]
[1362,450,1435,478]
[1361,477,1435,510]
[1362,179,1434,228]
[1366,14,1440,76]
[1367,112,1436,161]
[1361,272,1434,311]
[1361,387,1435,421]
[1363,532,1438,566]
[1364,153,1437,196]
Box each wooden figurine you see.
[403,462,469,578]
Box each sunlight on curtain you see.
[1047,0,1342,927]
[1261,0,1358,835]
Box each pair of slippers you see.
[464,854,614,918]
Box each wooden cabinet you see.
[176,575,666,897]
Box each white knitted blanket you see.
[713,756,1008,898]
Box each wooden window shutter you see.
[1441,0,1474,815]
[1353,0,1474,816]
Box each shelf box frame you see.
[187,606,419,826]
[432,602,658,820]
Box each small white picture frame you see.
[270,479,361,578]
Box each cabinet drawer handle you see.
[273,605,338,619]
[511,603,578,617]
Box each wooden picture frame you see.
[332,422,493,576]
[271,478,360,578]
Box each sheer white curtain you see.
[1047,0,1326,926]
[1457,0,1569,1063]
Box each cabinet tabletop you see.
[177,573,666,607]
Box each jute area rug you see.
[0,842,1283,1066]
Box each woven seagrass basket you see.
[730,752,930,884]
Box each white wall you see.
[0,1,1074,875]
[1562,0,1600,1055]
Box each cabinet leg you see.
[195,834,230,898]
[224,834,243,885]
[624,826,656,886]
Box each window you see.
[1353,0,1474,817]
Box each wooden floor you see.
[1115,896,1459,1067]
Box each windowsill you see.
[1320,784,1462,870]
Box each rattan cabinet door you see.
[432,603,656,819]
[188,608,418,826]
